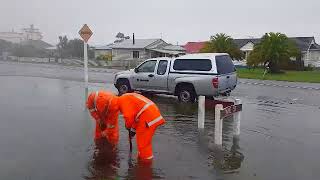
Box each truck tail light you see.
[212,77,219,88]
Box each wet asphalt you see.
[0,61,320,180]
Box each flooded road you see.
[1,61,320,180]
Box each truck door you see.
[150,60,169,92]
[131,60,157,90]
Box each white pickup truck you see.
[114,53,237,103]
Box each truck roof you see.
[147,53,229,61]
[148,57,173,61]
[177,53,229,59]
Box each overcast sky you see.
[1,0,319,46]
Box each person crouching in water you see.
[87,91,165,161]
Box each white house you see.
[233,37,320,67]
[0,25,43,44]
[96,38,186,61]
[94,44,113,59]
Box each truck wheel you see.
[116,79,132,95]
[178,86,196,103]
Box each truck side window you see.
[173,59,212,71]
[157,60,168,75]
[137,60,157,73]
[215,55,235,74]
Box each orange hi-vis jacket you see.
[86,91,119,145]
[118,93,165,132]
[118,93,165,160]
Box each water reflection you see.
[149,95,244,174]
[125,157,158,180]
[85,139,120,180]
[83,93,244,179]
[224,137,244,173]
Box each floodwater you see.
[1,67,320,179]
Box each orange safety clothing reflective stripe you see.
[122,93,160,126]
[147,115,163,127]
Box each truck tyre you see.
[116,79,132,95]
[177,85,196,103]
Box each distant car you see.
[114,53,237,103]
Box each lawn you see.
[237,68,320,83]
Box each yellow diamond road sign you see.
[79,24,93,43]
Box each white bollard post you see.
[198,96,205,129]
[84,42,89,89]
[234,99,241,137]
[215,104,224,146]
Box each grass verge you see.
[237,68,320,83]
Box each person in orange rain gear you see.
[118,93,166,161]
[86,91,119,146]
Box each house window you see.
[133,51,140,59]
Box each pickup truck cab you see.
[114,53,237,103]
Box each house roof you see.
[95,43,114,50]
[148,44,186,55]
[20,40,53,49]
[111,39,162,49]
[150,48,185,55]
[233,38,261,48]
[162,44,185,51]
[289,37,316,51]
[233,37,319,52]
[184,36,319,53]
[183,42,206,53]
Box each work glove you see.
[98,120,106,131]
[127,128,136,138]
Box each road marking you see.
[239,81,319,91]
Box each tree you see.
[12,44,48,57]
[247,32,300,73]
[57,36,68,59]
[200,33,244,60]
[66,38,83,58]
[116,32,125,39]
[0,39,14,54]
[56,36,95,59]
[114,32,130,43]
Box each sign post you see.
[214,101,243,146]
[198,96,205,129]
[215,104,224,146]
[78,24,93,88]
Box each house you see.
[184,36,320,67]
[0,25,43,44]
[232,38,261,60]
[94,44,113,59]
[233,37,320,67]
[96,37,186,61]
[20,39,53,49]
[183,42,206,54]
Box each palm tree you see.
[200,33,244,60]
[247,32,299,73]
